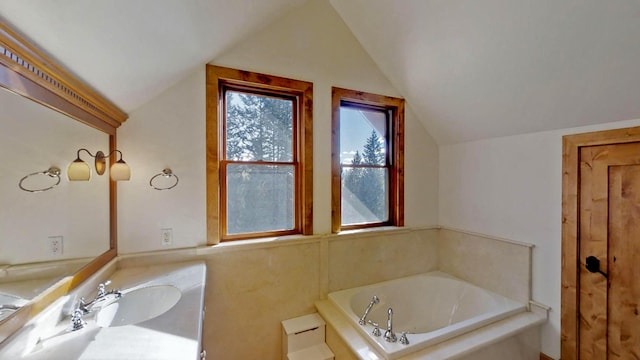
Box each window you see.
[331,87,404,232]
[206,65,313,242]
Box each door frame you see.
[561,125,640,359]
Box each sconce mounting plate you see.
[95,151,106,175]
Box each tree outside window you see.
[206,65,313,242]
[332,88,404,232]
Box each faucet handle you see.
[368,321,381,337]
[77,297,89,314]
[98,280,112,288]
[70,309,86,331]
[399,332,410,345]
[97,280,111,295]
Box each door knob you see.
[585,256,608,279]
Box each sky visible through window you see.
[340,107,386,164]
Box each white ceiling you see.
[2,0,640,144]
[0,0,307,112]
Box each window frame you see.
[206,65,313,243]
[331,87,404,232]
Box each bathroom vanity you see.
[0,260,206,360]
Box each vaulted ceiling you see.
[2,0,640,144]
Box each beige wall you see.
[116,0,439,254]
[116,2,440,358]
[0,88,109,265]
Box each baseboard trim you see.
[540,353,554,360]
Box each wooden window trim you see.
[561,125,640,359]
[206,65,313,243]
[331,87,404,233]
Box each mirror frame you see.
[0,21,127,343]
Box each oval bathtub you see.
[327,271,526,359]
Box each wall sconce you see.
[67,149,131,181]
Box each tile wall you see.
[119,226,532,360]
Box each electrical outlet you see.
[48,236,63,256]
[161,228,173,246]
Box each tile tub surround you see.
[200,228,440,359]
[328,228,439,292]
[438,227,533,304]
[0,260,206,360]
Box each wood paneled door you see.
[563,128,640,359]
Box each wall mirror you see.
[0,86,110,304]
[0,22,126,343]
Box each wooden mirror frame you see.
[0,21,127,343]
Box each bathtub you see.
[327,271,527,359]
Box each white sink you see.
[96,285,181,327]
[0,293,28,322]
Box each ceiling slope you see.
[3,1,640,143]
[0,0,308,112]
[331,0,640,143]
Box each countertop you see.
[0,260,206,360]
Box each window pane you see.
[226,164,294,235]
[341,167,388,225]
[339,106,387,165]
[225,91,293,162]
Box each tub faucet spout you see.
[358,295,380,325]
[384,308,397,342]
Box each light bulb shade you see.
[110,160,131,181]
[67,159,91,181]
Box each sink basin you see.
[96,285,181,327]
[0,293,28,322]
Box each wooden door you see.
[578,142,640,359]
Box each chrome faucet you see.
[359,295,380,325]
[71,280,122,331]
[77,280,122,314]
[384,308,397,342]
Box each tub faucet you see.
[384,308,397,342]
[359,295,380,325]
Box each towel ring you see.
[19,167,62,193]
[150,168,179,190]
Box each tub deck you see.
[327,271,531,359]
[316,299,546,360]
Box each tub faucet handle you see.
[368,321,381,337]
[399,332,410,345]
